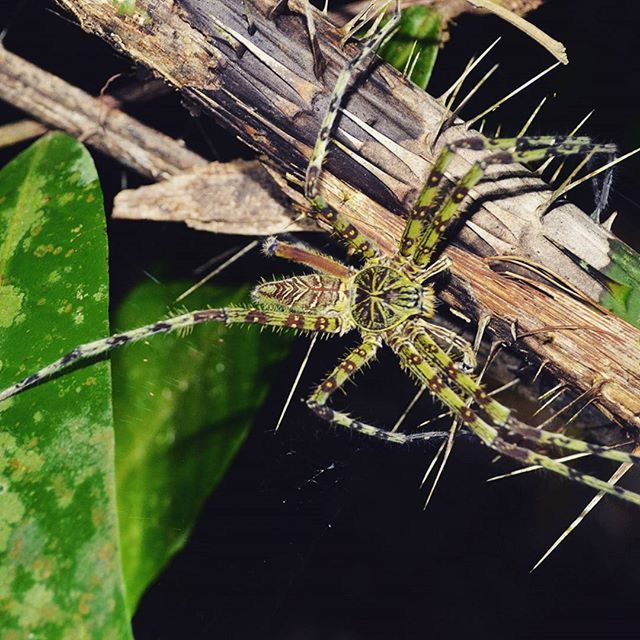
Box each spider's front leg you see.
[399,135,616,268]
[307,336,446,443]
[301,6,400,261]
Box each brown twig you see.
[0,119,47,148]
[0,45,205,180]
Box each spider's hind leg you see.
[391,338,640,507]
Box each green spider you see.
[1,8,639,508]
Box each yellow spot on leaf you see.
[0,285,24,328]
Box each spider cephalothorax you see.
[351,264,432,331]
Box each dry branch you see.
[27,0,640,431]
[114,160,314,233]
[0,46,309,231]
[0,45,205,180]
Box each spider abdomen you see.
[350,266,429,331]
[253,274,349,313]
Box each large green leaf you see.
[112,281,293,612]
[0,134,132,638]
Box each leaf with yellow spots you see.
[0,133,132,637]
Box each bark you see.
[32,0,640,432]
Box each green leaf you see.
[0,134,132,638]
[379,6,441,90]
[112,282,294,611]
[600,239,640,327]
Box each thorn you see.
[532,359,548,383]
[340,0,382,43]
[536,384,600,430]
[423,419,459,509]
[402,40,419,77]
[268,0,289,19]
[531,461,633,572]
[276,335,318,432]
[518,96,548,137]
[532,384,566,417]
[392,386,426,432]
[467,62,561,128]
[176,240,258,303]
[487,451,590,482]
[437,64,500,139]
[438,38,501,104]
[536,109,594,175]
[541,147,640,214]
[488,378,520,397]
[601,211,618,231]
[421,438,447,488]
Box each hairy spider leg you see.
[410,324,640,468]
[390,338,640,506]
[303,6,400,262]
[307,337,447,444]
[263,236,351,277]
[0,307,343,404]
[410,327,510,425]
[404,136,617,268]
[503,419,640,466]
[399,144,456,260]
[416,320,477,370]
[305,195,382,261]
[305,8,399,201]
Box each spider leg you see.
[0,307,343,403]
[307,337,446,443]
[504,418,640,467]
[402,136,616,268]
[263,236,351,277]
[390,338,640,507]
[303,7,400,261]
[415,320,477,371]
[410,325,640,468]
[410,326,510,425]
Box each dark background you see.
[3,1,640,638]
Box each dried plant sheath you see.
[51,0,640,431]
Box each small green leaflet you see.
[379,6,441,90]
